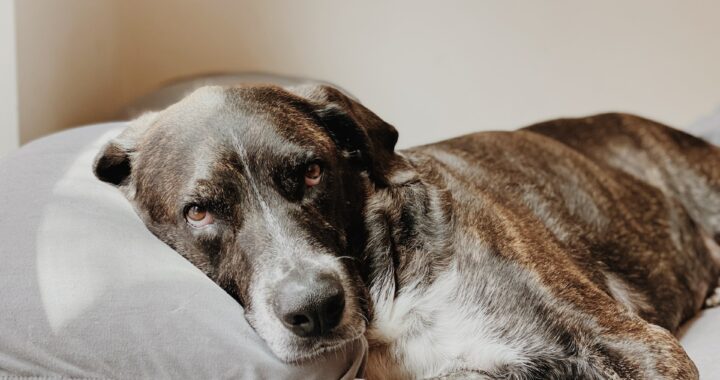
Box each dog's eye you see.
[185,205,214,228]
[305,163,322,187]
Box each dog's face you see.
[94,85,399,362]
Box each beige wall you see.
[15,0,123,144]
[12,0,720,148]
[0,0,18,156]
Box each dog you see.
[94,84,720,379]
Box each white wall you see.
[12,0,720,148]
[0,0,19,157]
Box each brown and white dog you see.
[94,85,720,379]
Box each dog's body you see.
[95,85,720,379]
[364,114,720,379]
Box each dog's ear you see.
[94,141,132,186]
[93,112,158,187]
[289,84,402,187]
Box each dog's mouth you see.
[283,330,367,363]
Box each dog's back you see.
[410,113,719,330]
[526,113,720,244]
[525,113,720,322]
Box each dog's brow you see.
[230,132,302,254]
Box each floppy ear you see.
[94,142,132,186]
[93,112,158,187]
[288,84,402,187]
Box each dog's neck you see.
[360,152,455,324]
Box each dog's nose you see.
[273,271,345,337]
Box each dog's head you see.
[93,85,400,361]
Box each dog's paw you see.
[705,282,720,308]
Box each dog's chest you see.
[365,272,523,379]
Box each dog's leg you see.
[515,246,699,379]
[595,319,699,380]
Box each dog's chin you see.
[270,328,367,364]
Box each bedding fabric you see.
[0,120,718,379]
[0,123,366,379]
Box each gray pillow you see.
[0,123,366,379]
[688,106,720,144]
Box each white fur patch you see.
[365,227,548,378]
[369,266,522,378]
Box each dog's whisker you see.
[353,308,369,322]
[335,255,357,262]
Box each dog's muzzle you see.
[272,269,346,337]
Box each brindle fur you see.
[95,85,720,379]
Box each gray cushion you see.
[688,106,720,144]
